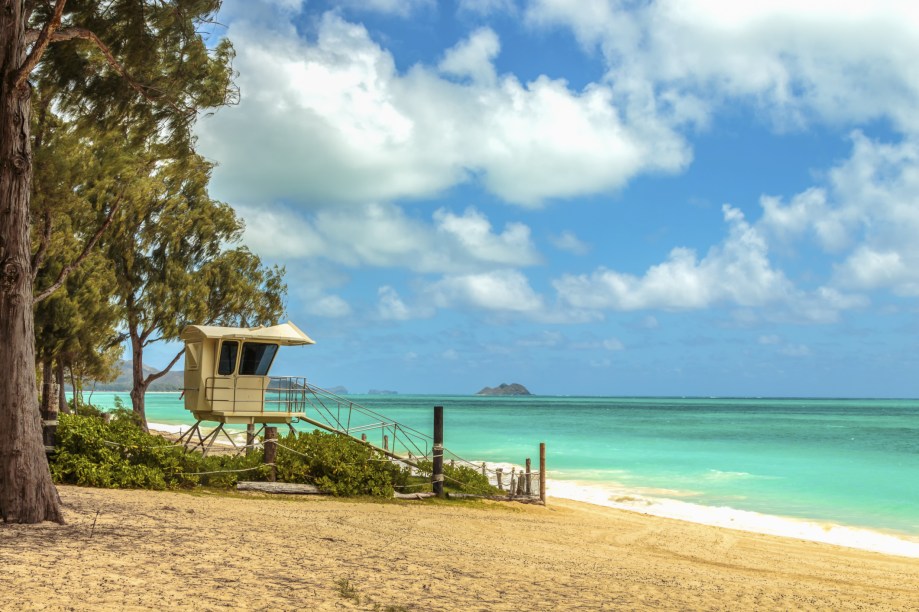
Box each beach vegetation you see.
[51,410,265,490]
[414,459,499,496]
[276,430,411,497]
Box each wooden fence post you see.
[525,458,532,496]
[539,442,546,504]
[433,405,444,498]
[264,427,278,482]
[496,468,503,490]
[246,423,255,457]
[481,462,486,477]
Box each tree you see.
[30,81,123,419]
[1,0,235,524]
[106,151,286,429]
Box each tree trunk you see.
[39,355,53,419]
[0,1,64,524]
[69,366,79,411]
[56,359,68,415]
[129,332,148,431]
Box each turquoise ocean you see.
[84,392,919,556]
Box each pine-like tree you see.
[1,0,235,523]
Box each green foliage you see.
[414,459,499,496]
[276,430,410,497]
[50,411,264,490]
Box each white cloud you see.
[426,269,544,312]
[602,338,624,351]
[307,295,352,318]
[336,0,433,17]
[199,11,690,207]
[526,1,919,133]
[549,230,590,255]
[780,344,812,357]
[439,27,500,85]
[759,133,919,296]
[377,286,434,320]
[758,334,780,345]
[377,286,411,321]
[237,202,540,273]
[554,205,792,311]
[458,0,516,16]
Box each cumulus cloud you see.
[237,202,540,273]
[526,1,919,133]
[554,205,793,311]
[549,230,590,255]
[336,0,433,17]
[458,0,516,16]
[198,11,690,207]
[426,269,544,312]
[759,133,919,296]
[439,27,501,84]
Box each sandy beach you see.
[1,486,916,610]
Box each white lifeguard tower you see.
[176,321,316,453]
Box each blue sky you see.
[149,0,919,396]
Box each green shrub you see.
[414,459,498,496]
[276,430,410,496]
[51,412,265,489]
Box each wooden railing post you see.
[525,457,532,496]
[433,405,444,498]
[539,442,546,504]
[246,423,255,457]
[496,468,503,490]
[264,427,278,482]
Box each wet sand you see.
[0,485,916,610]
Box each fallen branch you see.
[236,481,323,495]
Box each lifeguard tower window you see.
[239,342,279,376]
[218,341,239,376]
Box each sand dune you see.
[0,486,916,610]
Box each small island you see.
[475,383,531,396]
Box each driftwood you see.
[237,481,323,495]
[393,491,437,500]
[447,493,544,505]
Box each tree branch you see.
[144,348,183,386]
[24,27,189,116]
[33,198,121,303]
[14,0,68,89]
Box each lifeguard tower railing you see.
[203,376,433,460]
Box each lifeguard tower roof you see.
[180,321,315,346]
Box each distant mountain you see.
[476,383,531,396]
[92,361,185,392]
[367,389,398,395]
[326,386,349,395]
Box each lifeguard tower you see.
[176,320,435,461]
[176,321,316,453]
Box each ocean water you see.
[84,392,919,556]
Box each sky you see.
[147,0,919,397]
